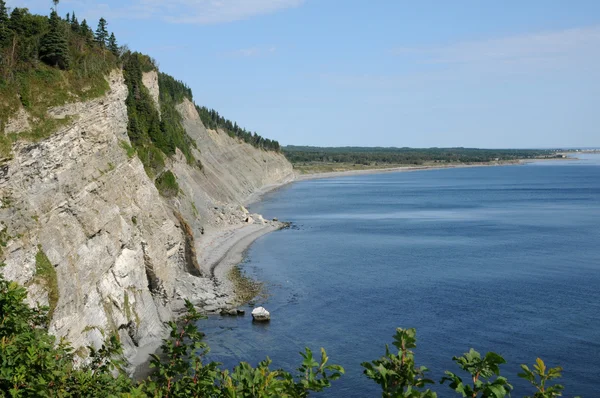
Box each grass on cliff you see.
[121,52,197,181]
[0,8,118,159]
[155,170,179,198]
[34,246,59,320]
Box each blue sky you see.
[9,0,600,148]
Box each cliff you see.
[0,69,294,367]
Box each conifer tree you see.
[8,8,24,35]
[0,0,9,44]
[71,12,79,33]
[53,0,59,13]
[80,18,93,44]
[107,32,119,56]
[95,17,108,48]
[39,10,70,69]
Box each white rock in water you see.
[251,306,270,322]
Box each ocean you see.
[201,154,600,396]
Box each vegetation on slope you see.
[0,1,120,157]
[121,52,198,194]
[32,247,58,320]
[197,105,281,152]
[284,146,558,168]
[0,269,572,397]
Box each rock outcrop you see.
[142,71,161,114]
[0,69,294,369]
[251,306,270,322]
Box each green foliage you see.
[141,300,221,397]
[119,139,136,158]
[0,267,579,397]
[137,145,165,178]
[0,6,118,158]
[0,266,134,397]
[283,146,557,166]
[122,51,163,175]
[94,17,108,48]
[33,247,59,320]
[122,52,198,175]
[222,347,344,397]
[158,72,192,102]
[0,270,345,397]
[362,328,436,397]
[441,349,512,397]
[196,105,281,152]
[157,71,196,164]
[39,10,70,69]
[519,358,566,398]
[0,226,10,256]
[155,170,179,198]
[107,32,118,56]
[0,0,10,45]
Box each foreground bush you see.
[0,269,574,397]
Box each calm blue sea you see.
[201,155,600,397]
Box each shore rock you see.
[251,306,270,322]
[220,308,239,316]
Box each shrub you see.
[155,170,179,198]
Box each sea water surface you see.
[201,155,600,397]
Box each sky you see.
[8,0,600,148]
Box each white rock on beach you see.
[251,306,271,322]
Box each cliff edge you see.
[0,69,294,368]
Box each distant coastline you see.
[211,157,577,306]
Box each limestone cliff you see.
[0,69,294,367]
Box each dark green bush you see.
[155,170,179,198]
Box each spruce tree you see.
[71,12,79,33]
[80,18,93,44]
[39,10,70,69]
[107,32,119,56]
[0,0,9,44]
[8,8,24,35]
[95,17,108,48]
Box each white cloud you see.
[390,26,600,73]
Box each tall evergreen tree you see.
[107,32,118,56]
[80,18,93,44]
[71,12,79,33]
[39,10,70,69]
[8,8,24,35]
[95,17,108,48]
[52,0,59,13]
[0,0,9,44]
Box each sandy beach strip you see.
[197,222,284,279]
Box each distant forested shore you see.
[283,146,561,165]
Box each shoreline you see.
[210,157,578,296]
[132,156,576,376]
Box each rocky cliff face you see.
[0,69,294,367]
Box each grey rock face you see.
[142,71,160,114]
[0,69,294,369]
